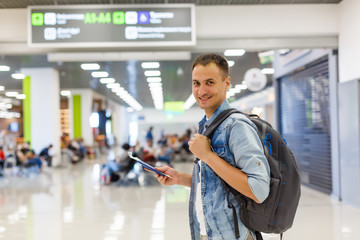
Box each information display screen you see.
[28,4,195,48]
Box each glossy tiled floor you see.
[0,154,359,240]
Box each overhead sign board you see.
[28,4,195,48]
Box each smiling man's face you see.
[192,62,230,118]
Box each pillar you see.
[68,89,93,146]
[21,68,61,167]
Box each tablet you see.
[128,152,172,178]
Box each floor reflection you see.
[0,156,359,240]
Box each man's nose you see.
[198,84,207,96]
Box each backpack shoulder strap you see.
[194,108,241,164]
[203,108,241,139]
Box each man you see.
[154,53,270,240]
[101,143,136,185]
[39,144,53,167]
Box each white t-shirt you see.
[195,161,207,235]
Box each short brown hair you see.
[192,53,229,79]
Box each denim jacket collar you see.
[198,100,231,133]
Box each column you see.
[21,68,61,166]
[338,0,360,208]
[109,101,129,146]
[68,89,93,146]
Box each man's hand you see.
[148,166,192,187]
[188,133,212,162]
[150,166,178,186]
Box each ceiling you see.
[0,52,268,109]
[0,0,343,8]
[0,0,341,111]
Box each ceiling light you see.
[16,94,26,99]
[116,89,143,111]
[224,49,245,56]
[235,84,248,90]
[144,70,161,77]
[0,86,5,91]
[0,65,10,71]
[91,71,109,78]
[100,78,115,84]
[147,77,162,83]
[81,63,100,70]
[5,92,18,97]
[148,82,162,88]
[227,61,235,67]
[261,68,275,74]
[106,83,120,89]
[183,94,196,110]
[278,49,290,55]
[11,73,25,79]
[60,90,71,96]
[5,104,12,109]
[141,62,160,69]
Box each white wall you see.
[0,9,27,42]
[196,5,339,39]
[338,0,360,82]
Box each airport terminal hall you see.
[1,0,360,239]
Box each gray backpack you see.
[203,108,301,240]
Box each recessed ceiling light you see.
[141,62,160,69]
[148,82,162,88]
[0,86,5,91]
[184,94,196,110]
[144,70,161,77]
[11,73,25,79]
[81,63,100,70]
[0,65,10,71]
[106,83,120,89]
[5,91,18,97]
[224,49,245,56]
[235,84,248,90]
[91,71,109,78]
[16,94,26,99]
[100,78,115,84]
[147,77,162,83]
[227,61,235,67]
[261,68,275,74]
[60,90,71,96]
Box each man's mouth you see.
[198,96,211,101]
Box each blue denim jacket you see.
[189,100,270,240]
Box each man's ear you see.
[225,76,231,90]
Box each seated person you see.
[143,138,156,164]
[39,144,53,167]
[67,140,82,163]
[16,143,43,171]
[156,144,173,166]
[0,146,5,170]
[101,143,135,185]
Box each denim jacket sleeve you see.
[228,115,270,203]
